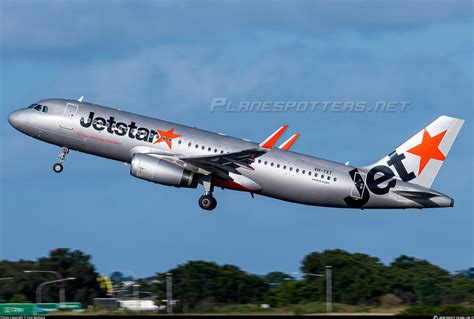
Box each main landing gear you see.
[53,147,69,173]
[198,178,217,211]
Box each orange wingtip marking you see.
[260,125,288,149]
[279,133,300,150]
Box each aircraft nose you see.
[8,110,24,129]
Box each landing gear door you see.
[60,103,79,130]
[350,172,366,199]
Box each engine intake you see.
[130,153,197,188]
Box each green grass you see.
[400,305,474,316]
[189,302,374,315]
[50,303,474,316]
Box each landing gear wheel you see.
[199,195,217,211]
[53,163,63,173]
[210,197,217,210]
[53,147,69,174]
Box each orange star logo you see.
[153,128,181,149]
[407,128,447,175]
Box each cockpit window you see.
[30,104,49,113]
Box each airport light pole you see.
[133,284,140,300]
[325,266,332,313]
[166,273,173,315]
[294,267,333,313]
[36,277,75,304]
[133,284,140,309]
[24,270,66,304]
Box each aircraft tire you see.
[199,195,217,210]
[53,163,63,173]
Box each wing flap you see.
[180,147,267,178]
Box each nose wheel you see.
[53,147,69,174]
[53,163,63,173]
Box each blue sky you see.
[0,0,472,277]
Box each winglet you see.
[78,96,84,102]
[278,133,300,150]
[259,125,288,149]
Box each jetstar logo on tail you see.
[80,112,181,149]
[344,151,415,208]
[407,129,447,175]
[344,127,449,208]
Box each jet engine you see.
[130,153,198,188]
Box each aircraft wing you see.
[179,148,267,180]
[129,125,286,180]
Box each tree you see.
[301,249,388,305]
[387,255,453,306]
[110,271,125,283]
[155,261,269,310]
[0,248,104,305]
[264,271,293,286]
[268,280,321,306]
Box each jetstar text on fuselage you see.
[80,111,165,144]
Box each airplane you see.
[8,97,464,211]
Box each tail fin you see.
[362,116,464,188]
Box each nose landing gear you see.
[199,178,217,211]
[53,147,69,173]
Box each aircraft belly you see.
[241,168,349,207]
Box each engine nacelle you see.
[130,153,198,188]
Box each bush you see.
[379,294,402,306]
